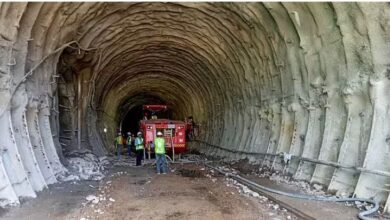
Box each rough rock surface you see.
[0,2,389,212]
[58,150,110,182]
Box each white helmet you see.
[137,132,142,136]
[127,132,131,135]
[157,131,163,136]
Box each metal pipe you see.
[195,140,390,178]
[77,75,81,150]
[171,131,175,162]
[205,163,379,220]
[147,142,151,160]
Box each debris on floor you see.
[208,159,368,219]
[225,163,328,197]
[77,164,297,220]
[177,168,205,178]
[58,150,110,181]
[113,158,155,167]
[266,172,327,196]
[224,177,265,200]
[112,158,135,167]
[3,161,369,220]
[85,195,100,204]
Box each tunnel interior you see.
[0,2,389,212]
[121,104,143,135]
[119,94,173,135]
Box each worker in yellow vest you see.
[126,132,132,157]
[135,131,144,166]
[154,131,168,174]
[115,132,124,160]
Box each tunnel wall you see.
[0,2,389,211]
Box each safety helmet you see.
[157,131,163,136]
[117,132,121,135]
[127,132,131,135]
[137,132,142,136]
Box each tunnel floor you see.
[1,158,364,220]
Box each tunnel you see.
[0,2,390,214]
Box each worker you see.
[115,132,123,160]
[186,116,194,140]
[135,131,144,166]
[126,132,132,157]
[154,131,168,174]
[147,141,153,159]
[131,133,135,152]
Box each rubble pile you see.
[253,167,327,196]
[113,159,136,167]
[59,150,110,181]
[225,177,263,199]
[204,164,295,219]
[222,162,375,213]
[268,173,326,196]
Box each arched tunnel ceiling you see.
[0,2,390,212]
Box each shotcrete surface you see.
[0,2,389,211]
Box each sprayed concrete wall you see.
[0,2,389,212]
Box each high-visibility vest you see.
[154,138,165,154]
[127,137,132,145]
[135,137,144,150]
[115,136,123,145]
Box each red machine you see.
[140,105,187,153]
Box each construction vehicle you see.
[140,105,187,155]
